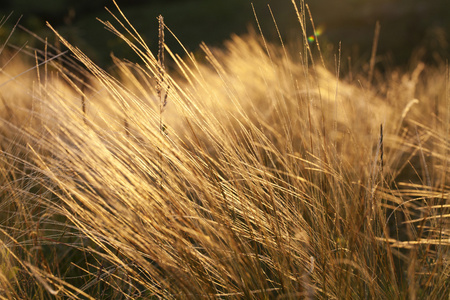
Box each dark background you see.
[1,0,448,69]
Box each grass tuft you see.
[0,2,449,299]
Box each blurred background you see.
[0,0,448,69]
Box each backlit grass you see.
[0,1,449,299]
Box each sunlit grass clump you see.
[0,1,449,299]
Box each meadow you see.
[0,1,449,299]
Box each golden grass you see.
[0,2,449,299]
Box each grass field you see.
[0,1,449,299]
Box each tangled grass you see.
[0,1,449,299]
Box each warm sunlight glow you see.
[0,1,448,299]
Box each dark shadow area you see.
[1,0,448,69]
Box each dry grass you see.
[0,1,449,299]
